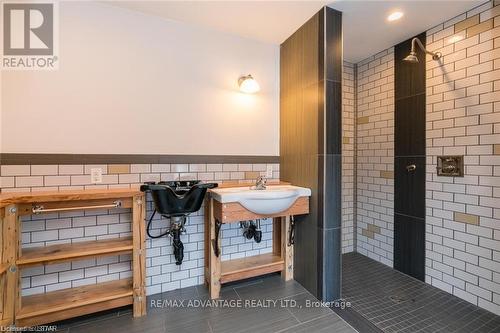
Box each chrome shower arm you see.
[411,37,442,60]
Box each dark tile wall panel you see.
[320,227,342,300]
[280,7,343,301]
[325,8,342,83]
[320,7,343,301]
[395,94,426,157]
[394,156,426,219]
[325,80,342,155]
[322,154,342,229]
[280,10,322,298]
[393,33,426,281]
[394,214,426,282]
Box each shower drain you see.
[388,295,406,304]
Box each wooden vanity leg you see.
[132,195,146,317]
[3,205,19,325]
[272,218,281,257]
[208,199,221,299]
[0,208,6,325]
[281,216,294,281]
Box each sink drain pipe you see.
[146,210,186,265]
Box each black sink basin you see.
[140,181,217,217]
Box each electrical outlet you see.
[90,168,103,184]
[266,165,273,178]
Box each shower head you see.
[403,37,442,63]
[403,51,419,63]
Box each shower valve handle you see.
[406,164,417,172]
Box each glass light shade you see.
[238,75,260,93]
[387,11,404,22]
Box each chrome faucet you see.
[255,176,267,190]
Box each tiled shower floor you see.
[340,253,500,333]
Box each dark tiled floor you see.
[48,274,356,333]
[341,253,500,333]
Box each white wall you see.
[0,1,280,155]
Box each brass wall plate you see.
[437,156,464,177]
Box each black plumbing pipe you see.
[172,229,184,265]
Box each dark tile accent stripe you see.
[395,94,426,157]
[394,213,426,281]
[0,154,280,165]
[394,156,426,219]
[394,33,426,281]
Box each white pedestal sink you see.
[210,185,311,215]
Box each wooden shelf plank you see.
[221,253,284,284]
[0,187,141,208]
[16,279,133,323]
[17,237,133,267]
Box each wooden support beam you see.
[208,198,221,299]
[2,205,19,325]
[132,194,146,317]
[281,216,294,281]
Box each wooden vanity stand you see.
[0,188,146,328]
[204,185,309,299]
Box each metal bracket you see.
[212,219,222,257]
[8,265,17,273]
[8,207,17,214]
[288,216,295,246]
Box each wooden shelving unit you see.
[0,188,146,328]
[17,237,133,267]
[16,279,134,327]
[221,253,284,284]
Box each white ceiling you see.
[107,1,328,43]
[107,0,483,63]
[329,0,483,63]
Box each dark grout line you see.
[273,313,337,333]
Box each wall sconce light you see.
[238,74,260,93]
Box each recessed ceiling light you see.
[387,11,404,22]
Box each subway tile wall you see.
[425,0,500,315]
[355,48,395,266]
[342,61,355,253]
[0,163,279,296]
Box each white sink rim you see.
[210,185,311,203]
[210,185,311,215]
